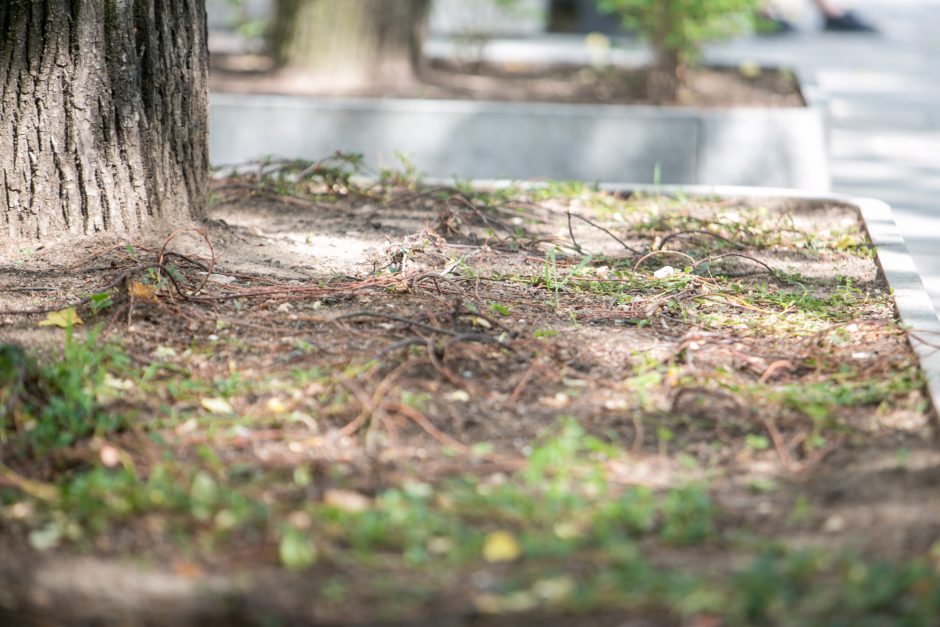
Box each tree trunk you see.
[647,44,681,105]
[647,1,681,105]
[269,0,429,87]
[0,0,209,248]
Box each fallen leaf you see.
[174,560,204,579]
[103,373,134,391]
[474,591,537,614]
[532,575,576,601]
[206,273,237,285]
[214,509,238,531]
[447,390,471,403]
[5,501,34,521]
[287,510,313,530]
[200,397,234,415]
[427,536,454,555]
[175,418,199,435]
[266,397,289,414]
[152,346,177,359]
[323,489,371,513]
[472,316,492,329]
[130,281,157,302]
[37,308,82,328]
[483,530,522,563]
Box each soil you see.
[209,55,805,108]
[0,166,936,626]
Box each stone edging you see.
[209,91,830,191]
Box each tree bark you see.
[647,1,681,105]
[0,0,209,248]
[269,0,429,86]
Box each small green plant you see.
[597,0,759,103]
[379,152,424,190]
[88,292,113,317]
[2,328,130,453]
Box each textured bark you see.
[0,0,209,248]
[269,0,428,85]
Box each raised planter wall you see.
[429,0,549,36]
[210,94,830,191]
[206,0,549,37]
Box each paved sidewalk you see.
[706,0,940,316]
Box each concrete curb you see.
[209,92,831,191]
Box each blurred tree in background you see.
[216,0,758,101]
[268,0,430,86]
[596,0,759,103]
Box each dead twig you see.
[158,227,216,298]
[334,311,461,337]
[694,253,781,280]
[759,360,794,384]
[568,212,642,255]
[384,401,468,453]
[0,262,189,317]
[426,338,473,391]
[631,414,645,453]
[763,418,795,472]
[507,356,541,406]
[657,229,743,251]
[566,210,584,255]
[632,250,696,273]
[338,379,380,438]
[0,461,58,502]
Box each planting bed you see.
[0,158,938,625]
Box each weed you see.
[3,329,129,453]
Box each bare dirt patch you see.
[210,56,804,108]
[0,160,937,625]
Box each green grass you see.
[1,329,129,453]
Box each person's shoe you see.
[824,10,878,33]
[756,12,798,35]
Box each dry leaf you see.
[175,418,199,435]
[447,390,471,403]
[200,397,234,415]
[532,575,576,601]
[152,346,177,359]
[103,373,134,391]
[323,489,371,513]
[474,591,537,614]
[174,560,204,579]
[266,397,289,414]
[37,308,82,328]
[482,530,522,563]
[130,281,157,302]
